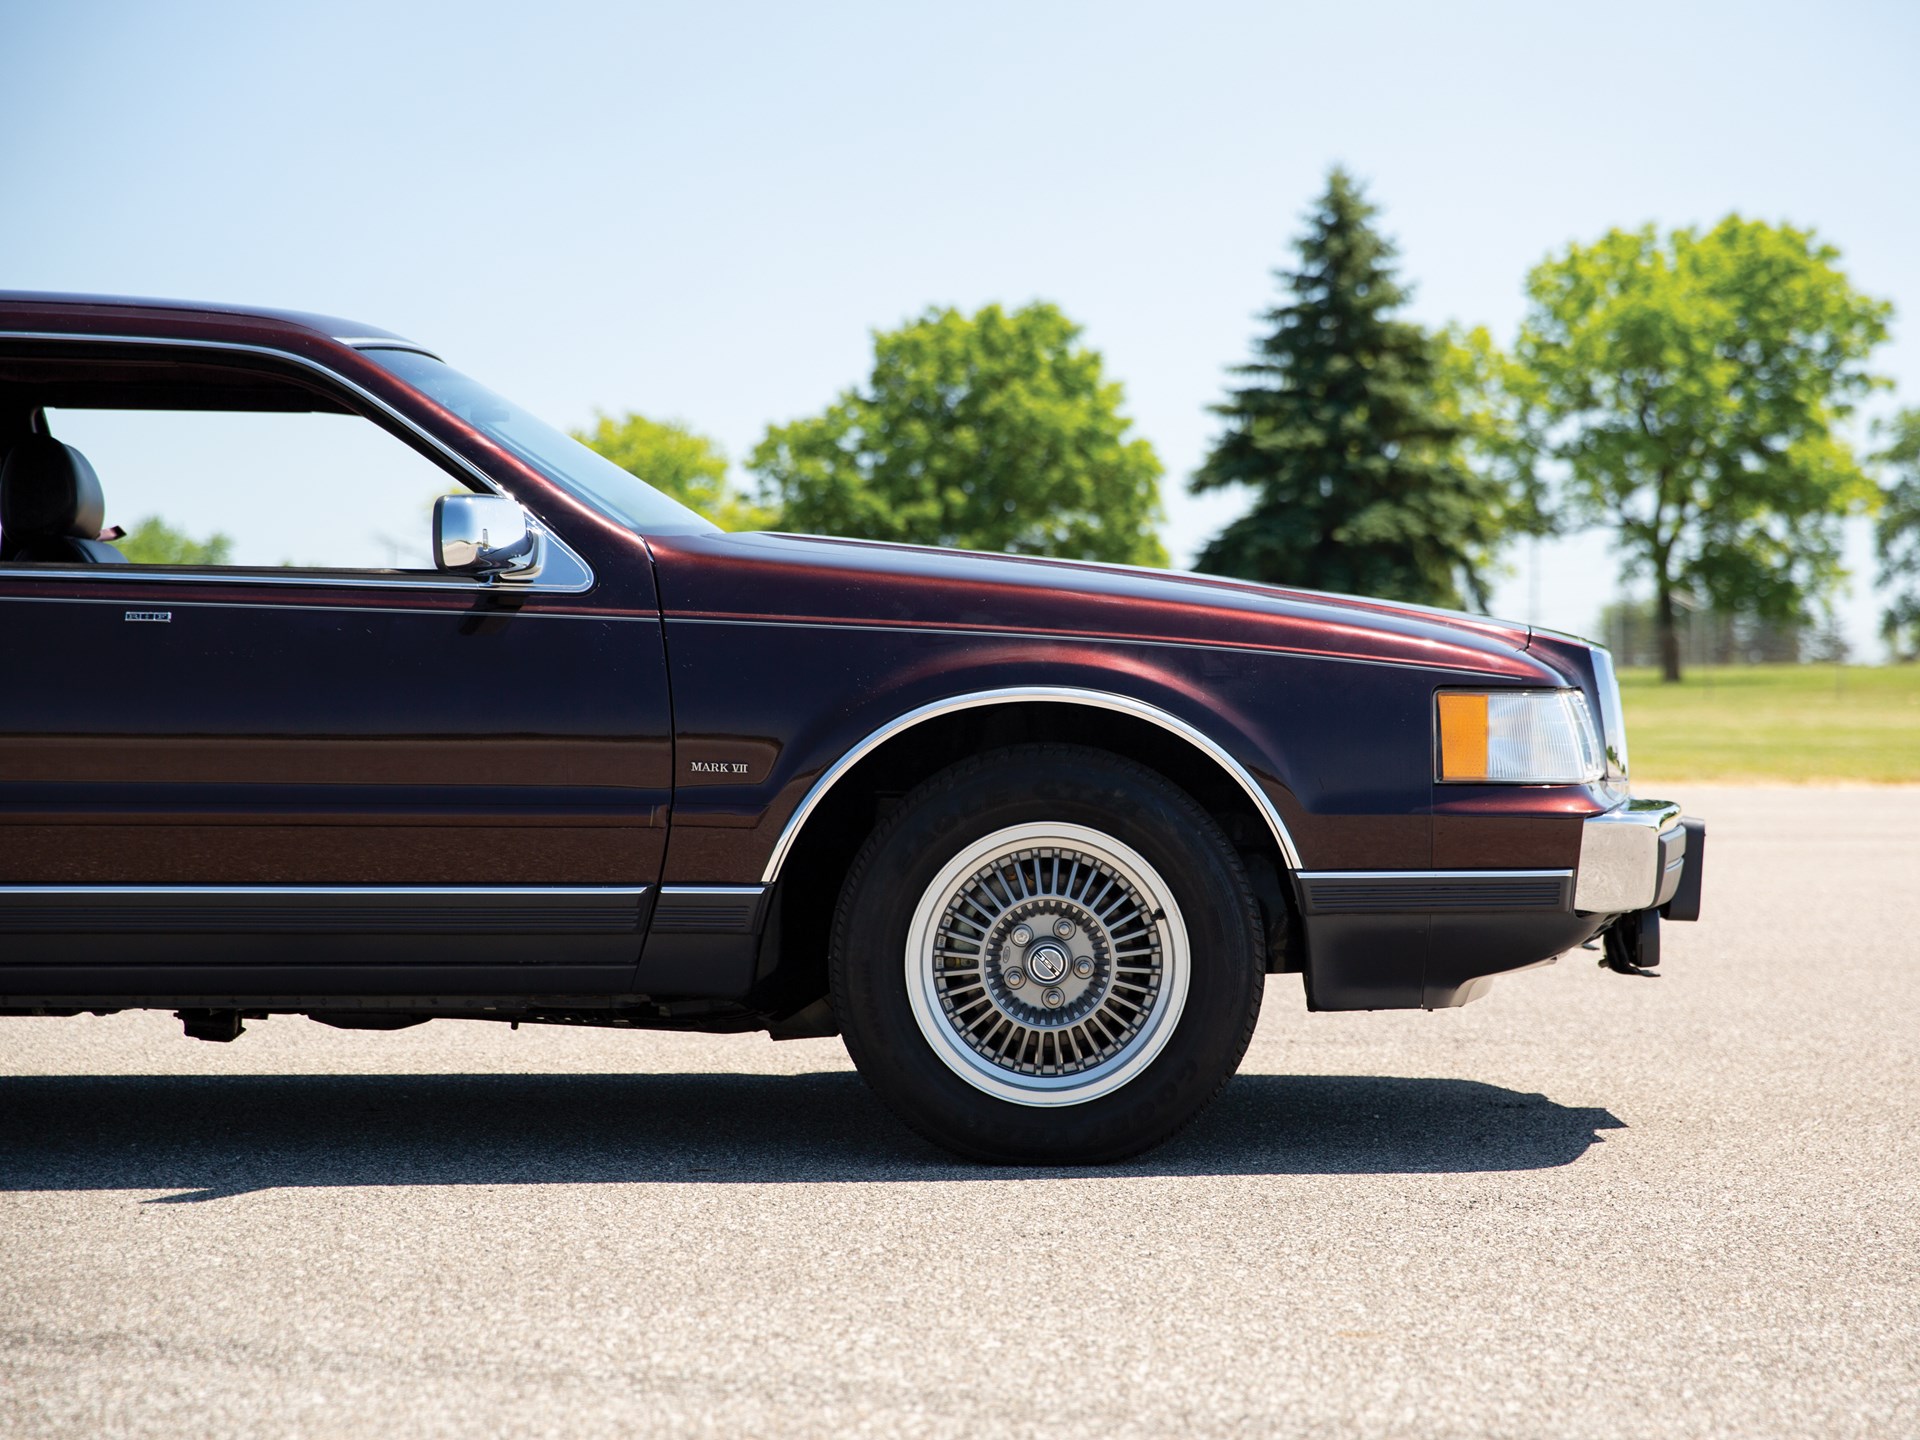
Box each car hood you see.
[649,530,1543,677]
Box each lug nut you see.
[1042,987,1065,1009]
[1011,925,1033,946]
[1005,968,1027,989]
[1072,956,1094,978]
[1053,919,1075,939]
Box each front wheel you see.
[830,744,1265,1164]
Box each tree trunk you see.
[1655,579,1683,683]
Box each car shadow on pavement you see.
[0,1070,1624,1202]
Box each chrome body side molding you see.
[759,686,1303,883]
[0,885,651,935]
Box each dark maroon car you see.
[0,293,1703,1162]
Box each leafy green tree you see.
[1516,217,1891,680]
[748,302,1167,564]
[116,515,233,565]
[1190,169,1521,609]
[1875,408,1920,660]
[574,412,777,531]
[1436,324,1555,543]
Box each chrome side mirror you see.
[433,494,542,582]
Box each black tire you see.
[830,743,1265,1164]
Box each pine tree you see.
[1192,169,1509,608]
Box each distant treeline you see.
[1598,599,1851,669]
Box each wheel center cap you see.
[1024,942,1070,984]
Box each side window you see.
[41,407,464,571]
[0,351,477,573]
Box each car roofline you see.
[0,290,423,351]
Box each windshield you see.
[365,348,718,536]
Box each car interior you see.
[0,354,358,566]
[0,351,459,571]
[0,425,126,564]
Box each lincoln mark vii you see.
[0,293,1705,1162]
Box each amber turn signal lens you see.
[1436,692,1490,780]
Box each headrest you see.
[0,436,106,541]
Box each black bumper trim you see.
[1298,870,1573,916]
[1661,817,1707,922]
[649,886,768,935]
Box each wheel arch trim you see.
[758,685,1303,883]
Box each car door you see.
[0,343,671,999]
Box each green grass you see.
[1619,664,1920,784]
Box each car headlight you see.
[1435,689,1605,784]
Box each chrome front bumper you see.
[1575,799,1692,914]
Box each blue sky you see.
[6,0,1918,653]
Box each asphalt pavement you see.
[2,786,1916,1439]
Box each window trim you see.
[0,331,596,595]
